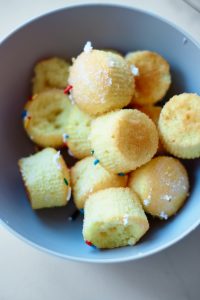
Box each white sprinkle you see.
[83,41,93,53]
[68,149,74,157]
[108,59,115,67]
[123,214,129,226]
[160,211,168,220]
[89,188,93,193]
[183,37,188,45]
[53,151,61,170]
[68,216,73,221]
[128,238,135,245]
[67,187,72,202]
[130,64,139,76]
[161,194,172,202]
[143,199,150,206]
[72,57,76,63]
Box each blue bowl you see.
[0,3,200,263]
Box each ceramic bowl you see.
[0,3,200,263]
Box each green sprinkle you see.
[91,150,95,155]
[64,178,69,186]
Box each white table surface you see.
[0,1,200,299]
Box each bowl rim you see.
[0,1,200,263]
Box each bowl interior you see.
[0,4,200,262]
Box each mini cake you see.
[71,156,127,209]
[89,109,158,173]
[18,148,71,209]
[158,93,200,158]
[137,105,165,154]
[125,51,171,105]
[32,57,70,94]
[128,156,189,219]
[83,187,149,248]
[66,104,94,159]
[68,49,134,115]
[23,89,71,148]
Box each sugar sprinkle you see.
[68,149,74,157]
[160,211,168,220]
[67,187,72,202]
[143,199,150,206]
[53,151,61,170]
[123,214,129,226]
[130,64,139,76]
[83,41,93,53]
[64,178,69,186]
[161,194,172,202]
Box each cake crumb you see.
[84,41,93,53]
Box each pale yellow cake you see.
[158,93,200,158]
[128,156,189,219]
[32,57,70,94]
[66,104,94,159]
[83,187,149,248]
[71,156,127,209]
[125,51,171,105]
[89,109,158,173]
[68,49,134,115]
[18,148,71,209]
[23,89,72,148]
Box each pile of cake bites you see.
[19,41,200,249]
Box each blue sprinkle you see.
[63,134,70,139]
[21,110,27,119]
[93,159,100,165]
[91,244,97,249]
[79,209,84,215]
[118,172,125,176]
[91,150,95,155]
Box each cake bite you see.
[158,93,200,158]
[128,156,189,219]
[89,109,158,173]
[18,148,71,209]
[71,156,127,209]
[125,50,171,105]
[83,187,149,248]
[68,47,135,115]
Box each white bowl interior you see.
[0,4,200,262]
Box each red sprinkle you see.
[85,240,93,246]
[64,85,73,94]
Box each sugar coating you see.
[71,156,127,209]
[90,109,158,173]
[83,41,93,53]
[125,51,171,105]
[158,93,200,159]
[32,57,70,94]
[24,90,72,148]
[18,148,71,209]
[128,156,189,218]
[68,50,135,115]
[83,187,149,249]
